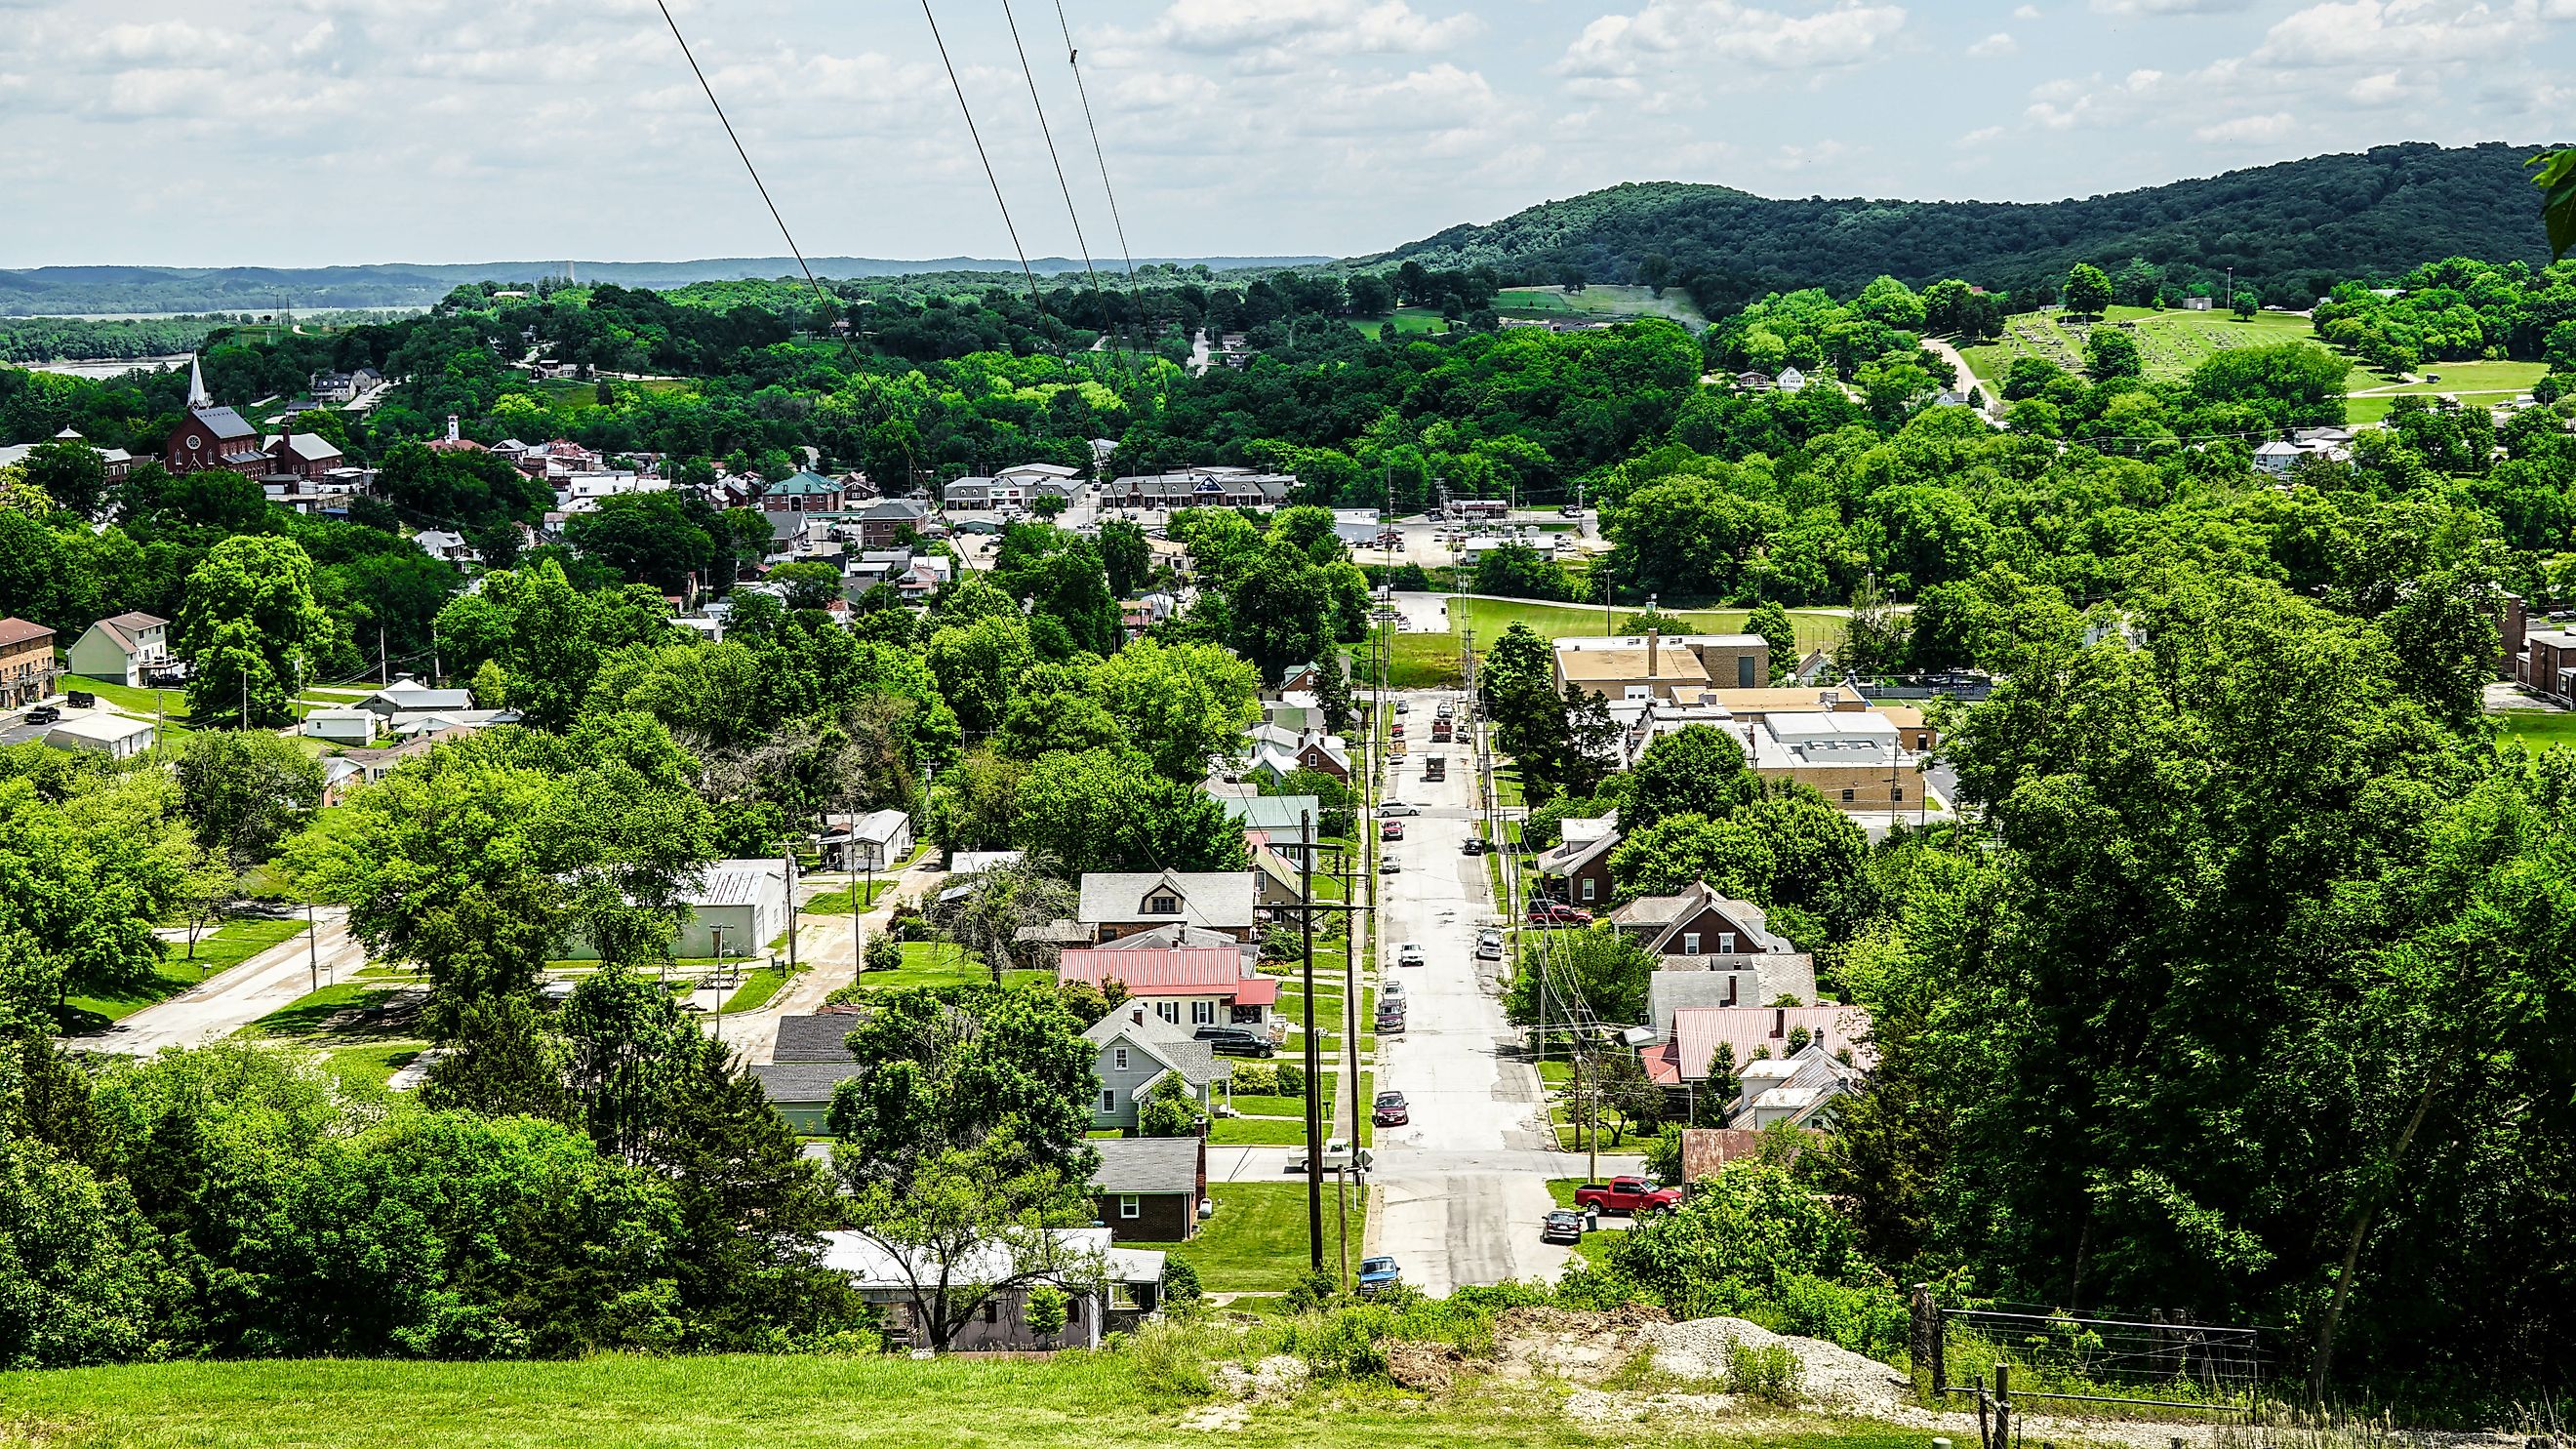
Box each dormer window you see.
[1147,893,1179,914]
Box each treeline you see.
[2314,256,2576,374]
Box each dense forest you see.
[1370,142,2560,308]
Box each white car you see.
[1380,978,1408,1004]
[1378,802,1421,817]
[1397,943,1426,967]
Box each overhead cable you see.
[652,0,837,322]
[920,0,1052,322]
[1052,0,1139,290]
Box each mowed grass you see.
[1498,284,1709,327]
[1126,1181,1368,1294]
[2497,710,2576,750]
[60,917,308,1030]
[843,941,1047,993]
[1959,304,2348,388]
[799,880,899,913]
[0,1350,1944,1449]
[2345,359,2551,424]
[1379,599,1840,686]
[1342,307,1450,337]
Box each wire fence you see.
[1921,1291,2270,1426]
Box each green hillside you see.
[1362,141,2561,306]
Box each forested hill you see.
[1361,141,2559,305]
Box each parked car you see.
[1373,1090,1409,1126]
[1541,1209,1585,1243]
[1374,1007,1406,1035]
[1460,836,1488,855]
[1378,801,1421,817]
[22,704,60,725]
[1286,1138,1355,1173]
[1572,1176,1682,1215]
[1193,1026,1275,1059]
[1475,934,1504,961]
[1527,902,1594,926]
[1355,1255,1402,1297]
[1396,943,1425,968]
[1380,821,1404,841]
[1380,857,1402,873]
[1394,701,1409,713]
[1380,978,1407,1005]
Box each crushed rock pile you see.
[1643,1315,1910,1413]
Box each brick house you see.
[0,618,58,706]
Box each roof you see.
[820,1227,1147,1289]
[45,714,155,745]
[1076,870,1257,930]
[0,617,55,648]
[751,1060,862,1104]
[765,470,842,497]
[275,432,342,463]
[1090,1136,1202,1195]
[1655,1005,1875,1084]
[949,851,1026,874]
[1613,882,1796,955]
[831,808,910,845]
[686,859,788,910]
[1061,947,1248,994]
[365,678,475,712]
[1536,825,1619,875]
[1220,795,1319,841]
[183,405,257,441]
[1081,1004,1222,1087]
[1555,646,1711,685]
[88,611,168,650]
[772,1011,865,1062]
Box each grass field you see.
[1959,304,2338,388]
[800,880,899,913]
[2496,710,2576,749]
[2345,359,2551,424]
[722,964,791,1014]
[60,917,308,1030]
[841,941,1046,994]
[535,377,695,413]
[1497,283,1708,328]
[1381,600,1837,690]
[1342,307,1450,337]
[243,982,398,1038]
[0,1349,1941,1448]
[1126,1181,1368,1294]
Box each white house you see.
[299,706,378,746]
[1776,366,1809,392]
[562,857,790,962]
[818,1228,1163,1351]
[2253,440,2306,477]
[821,808,913,872]
[45,713,157,759]
[65,612,172,687]
[360,675,475,717]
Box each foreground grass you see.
[0,1350,1936,1448]
[60,917,308,1029]
[2497,710,2576,750]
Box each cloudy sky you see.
[2,0,2568,269]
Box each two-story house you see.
[66,612,171,688]
[1534,814,1620,908]
[1615,881,1819,1026]
[1076,870,1259,944]
[0,618,58,707]
[1060,946,1278,1034]
[1081,1003,1227,1135]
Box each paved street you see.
[93,908,364,1054]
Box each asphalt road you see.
[92,908,365,1055]
[1363,691,1596,1294]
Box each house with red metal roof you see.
[1058,946,1279,1032]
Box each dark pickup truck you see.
[1572,1177,1682,1215]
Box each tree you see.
[767,560,843,612]
[1137,1075,1205,1138]
[1603,1161,1884,1322]
[178,535,331,728]
[1009,748,1247,875]
[1747,599,1800,681]
[0,774,187,1017]
[932,854,1078,986]
[1623,724,1756,833]
[1097,517,1150,597]
[1089,639,1261,783]
[827,985,1100,1193]
[836,1132,1100,1353]
[1502,922,1659,1031]
[19,441,107,520]
[2083,326,2143,381]
[171,731,324,871]
[1311,652,1354,735]
[1024,1282,1071,1348]
[2063,262,2113,318]
[1274,767,1354,838]
[1471,543,1571,601]
[1223,542,1337,686]
[926,613,1037,738]
[1837,576,1909,677]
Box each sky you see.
[1,0,2570,269]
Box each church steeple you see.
[185,354,212,410]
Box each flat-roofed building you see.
[1553,631,1769,700]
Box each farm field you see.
[1958,304,2362,391]
[1341,307,1449,337]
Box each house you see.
[761,469,844,518]
[1618,882,1817,1030]
[1060,947,1278,1032]
[384,707,518,740]
[819,809,913,872]
[1615,880,1801,963]
[4,428,136,482]
[0,618,58,706]
[771,1009,865,1062]
[1732,1037,1869,1129]
[412,530,481,565]
[1092,920,1264,974]
[2516,626,2576,704]
[1090,1133,1209,1242]
[359,675,475,717]
[262,432,345,481]
[299,706,379,746]
[564,858,789,962]
[425,415,487,455]
[316,731,476,805]
[1641,1004,1875,1099]
[1077,870,1260,943]
[1082,1003,1226,1136]
[1275,659,1341,696]
[1554,631,1769,700]
[855,498,933,547]
[45,713,157,759]
[1240,723,1351,785]
[1534,815,1620,908]
[749,1060,859,1132]
[1218,795,1318,863]
[819,1227,1162,1350]
[1776,367,1809,392]
[948,850,1026,875]
[2253,440,2306,477]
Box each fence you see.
[1912,1287,2268,1444]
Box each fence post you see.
[1993,1362,2012,1449]
[1912,1282,1944,1399]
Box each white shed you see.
[45,713,158,759]
[300,707,377,746]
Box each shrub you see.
[1161,1256,1204,1305]
[1278,1304,1394,1380]
[1228,1062,1278,1094]
[865,934,902,974]
[1275,1064,1307,1098]
[1765,1273,1910,1360]
[1125,1315,1224,1397]
[1283,1267,1339,1314]
[1725,1341,1803,1404]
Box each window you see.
[1113,1048,1129,1071]
[1841,788,1855,802]
[1683,933,1701,955]
[1156,1001,1180,1024]
[1118,1195,1141,1220]
[984,1302,999,1324]
[1737,656,1754,688]
[1718,933,1737,954]
[1580,877,1597,902]
[1192,1000,1216,1025]
[1891,786,1905,802]
[1100,1089,1117,1113]
[1625,686,1651,700]
[1147,893,1179,914]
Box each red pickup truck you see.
[1572,1177,1682,1215]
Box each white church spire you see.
[185,353,212,410]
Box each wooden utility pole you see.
[1301,809,1323,1273]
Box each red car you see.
[1573,1177,1682,1215]
[1527,901,1593,926]
[1381,821,1405,840]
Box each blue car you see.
[1356,1255,1402,1297]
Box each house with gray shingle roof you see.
[1076,869,1258,943]
[1089,1134,1208,1241]
[1082,1001,1223,1139]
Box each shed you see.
[751,1060,861,1133]
[1089,1135,1208,1242]
[45,713,157,759]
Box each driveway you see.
[712,851,949,1063]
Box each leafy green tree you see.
[19,440,107,520]
[766,560,843,612]
[171,730,324,870]
[827,985,1100,1193]
[1223,541,1337,686]
[2063,262,2113,317]
[1471,542,1572,601]
[1009,748,1247,874]
[1747,598,1799,680]
[1137,1075,1205,1138]
[931,854,1078,986]
[1623,724,1757,833]
[926,613,1037,738]
[834,1131,1099,1353]
[1097,517,1150,597]
[1089,638,1261,782]
[178,535,331,728]
[1503,921,1658,1029]
[2083,325,2144,381]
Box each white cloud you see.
[1960,124,2005,143]
[1967,30,2018,56]
[2092,0,2251,13]
[2194,110,2298,142]
[2013,3,2042,14]
[2251,0,2541,67]
[1135,0,1482,60]
[1557,0,1906,79]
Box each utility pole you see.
[710,925,727,1040]
[239,671,248,732]
[378,624,387,687]
[306,900,320,992]
[785,851,798,977]
[1300,809,1323,1274]
[430,622,442,689]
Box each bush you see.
[1283,1267,1340,1314]
[1125,1315,1223,1397]
[1228,1062,1278,1094]
[1161,1256,1204,1305]
[1725,1341,1803,1404]
[865,934,902,974]
[1765,1273,1910,1360]
[1275,1064,1307,1098]
[1278,1304,1393,1380]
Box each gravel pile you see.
[1643,1316,1910,1413]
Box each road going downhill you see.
[95,908,365,1054]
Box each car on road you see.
[1286,1137,1355,1173]
[1374,1006,1405,1035]
[1378,801,1421,817]
[1396,942,1425,968]
[22,704,60,725]
[1380,821,1404,841]
[1573,1176,1682,1215]
[1380,978,1406,1005]
[1372,1090,1409,1126]
[1541,1209,1585,1243]
[1475,934,1504,961]
[1356,1255,1402,1297]
[1394,701,1408,713]
[1193,1026,1276,1059]
[1527,901,1594,926]
[1379,857,1401,873]
[1460,836,1488,855]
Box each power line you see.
[998,0,1106,307]
[651,0,837,323]
[1051,0,1138,290]
[920,0,1051,322]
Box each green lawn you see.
[1127,1181,1369,1294]
[1445,596,1841,653]
[243,983,399,1038]
[2345,360,2551,424]
[60,917,308,1030]
[1498,283,1709,327]
[0,1349,1942,1448]
[800,881,899,913]
[722,965,791,1014]
[319,1040,428,1100]
[1209,1115,1313,1147]
[1959,303,2335,389]
[840,941,1047,994]
[1341,307,1449,337]
[2497,710,2576,750]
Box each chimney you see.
[1772,1006,1787,1038]
[445,414,460,444]
[1647,627,1661,678]
[1131,1007,1146,1026]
